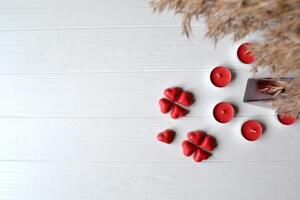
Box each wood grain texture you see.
[0,0,184,30]
[0,117,299,162]
[0,27,246,73]
[0,161,299,200]
[0,0,299,199]
[0,71,274,117]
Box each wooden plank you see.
[0,0,183,30]
[0,71,274,117]
[0,27,247,73]
[0,117,298,161]
[0,161,299,200]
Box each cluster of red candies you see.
[158,86,217,162]
[159,87,194,119]
[157,129,217,163]
[156,43,298,163]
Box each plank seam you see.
[0,25,204,32]
[0,159,298,163]
[0,69,250,75]
[0,115,275,119]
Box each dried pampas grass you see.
[151,0,300,116]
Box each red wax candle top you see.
[213,102,235,123]
[210,66,232,88]
[277,114,298,125]
[237,43,255,64]
[241,120,263,141]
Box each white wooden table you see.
[0,0,299,199]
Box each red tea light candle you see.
[277,114,298,125]
[237,43,255,64]
[241,120,263,141]
[213,102,235,123]
[210,66,232,88]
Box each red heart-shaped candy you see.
[157,129,176,144]
[193,148,211,162]
[171,104,189,119]
[181,140,196,157]
[159,98,174,113]
[177,91,194,106]
[200,135,217,151]
[187,130,205,146]
[164,87,183,101]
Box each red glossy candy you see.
[181,140,197,157]
[213,102,235,123]
[277,114,298,125]
[193,148,211,162]
[210,66,232,88]
[157,129,176,144]
[177,91,195,106]
[185,131,217,163]
[158,98,174,113]
[187,130,206,146]
[200,135,217,152]
[241,120,263,141]
[237,43,255,64]
[171,104,189,119]
[164,87,183,102]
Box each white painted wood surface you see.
[0,0,299,199]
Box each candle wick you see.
[250,129,256,133]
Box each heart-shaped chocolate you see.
[187,130,205,146]
[159,98,174,113]
[193,148,211,162]
[164,87,183,101]
[157,129,176,144]
[181,140,196,157]
[177,91,194,106]
[183,131,217,163]
[200,135,217,151]
[171,104,189,119]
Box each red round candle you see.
[241,120,263,141]
[213,102,235,123]
[237,43,255,64]
[277,114,298,125]
[210,66,232,88]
